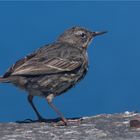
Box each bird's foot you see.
[16,117,82,125]
[52,118,82,127]
[16,117,49,123]
[37,117,50,123]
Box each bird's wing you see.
[3,52,37,77]
[11,57,81,76]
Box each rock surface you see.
[0,112,140,140]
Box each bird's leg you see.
[28,95,46,122]
[46,94,67,125]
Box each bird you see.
[0,26,107,125]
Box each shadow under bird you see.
[0,26,107,125]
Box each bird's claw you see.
[52,118,82,127]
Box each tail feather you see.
[0,77,10,83]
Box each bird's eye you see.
[74,31,86,38]
[81,33,86,38]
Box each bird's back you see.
[2,42,88,97]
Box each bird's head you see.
[57,26,107,49]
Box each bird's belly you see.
[26,70,87,97]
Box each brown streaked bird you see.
[0,26,107,125]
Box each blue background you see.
[0,1,140,122]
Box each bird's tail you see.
[0,77,9,83]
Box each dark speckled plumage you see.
[0,26,107,125]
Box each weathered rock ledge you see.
[0,112,140,140]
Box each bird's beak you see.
[92,31,107,37]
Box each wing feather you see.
[11,57,81,76]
